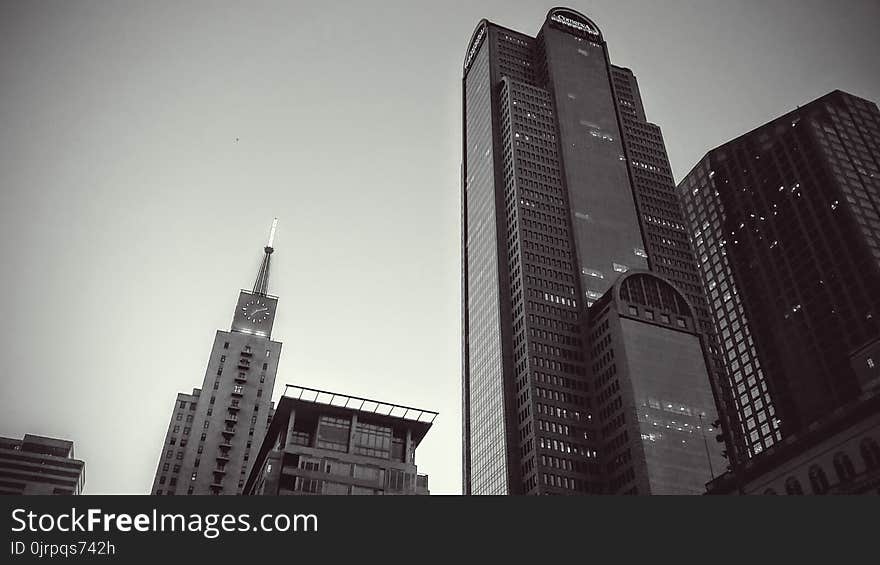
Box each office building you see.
[245,385,435,495]
[150,221,282,495]
[679,90,880,492]
[678,91,880,480]
[461,7,724,494]
[0,434,85,495]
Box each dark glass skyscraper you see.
[678,91,880,465]
[462,8,724,495]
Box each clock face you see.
[241,298,272,324]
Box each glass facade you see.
[463,8,723,495]
[463,32,509,495]
[678,163,779,458]
[676,90,880,454]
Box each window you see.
[295,478,321,494]
[808,465,830,494]
[644,309,654,321]
[833,452,855,482]
[628,306,638,316]
[315,416,351,451]
[223,342,229,349]
[353,422,392,459]
[860,438,880,469]
[784,477,803,495]
[179,401,187,409]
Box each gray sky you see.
[1,0,878,495]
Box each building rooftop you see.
[282,384,439,425]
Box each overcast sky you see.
[1,0,878,495]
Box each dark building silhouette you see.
[677,90,880,492]
[705,390,880,495]
[151,221,281,495]
[245,385,436,495]
[461,7,723,495]
[0,434,85,495]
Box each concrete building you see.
[0,434,85,495]
[707,390,880,495]
[461,7,724,494]
[150,221,281,495]
[245,385,435,496]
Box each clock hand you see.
[251,307,268,315]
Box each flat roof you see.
[282,384,438,425]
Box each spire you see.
[252,218,277,295]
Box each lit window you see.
[613,263,628,273]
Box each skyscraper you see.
[461,8,724,495]
[151,221,282,495]
[677,90,880,491]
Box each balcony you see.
[234,373,247,383]
[214,467,227,476]
[237,363,250,371]
[240,351,253,358]
[216,451,230,463]
[221,427,236,437]
[225,413,238,424]
[231,387,244,397]
[228,403,241,412]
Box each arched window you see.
[785,477,804,495]
[808,465,830,495]
[833,452,856,482]
[763,488,777,495]
[861,438,880,470]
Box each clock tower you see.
[150,219,284,495]
[231,218,279,338]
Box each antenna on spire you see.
[266,217,278,251]
[253,218,277,295]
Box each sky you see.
[1,0,878,495]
